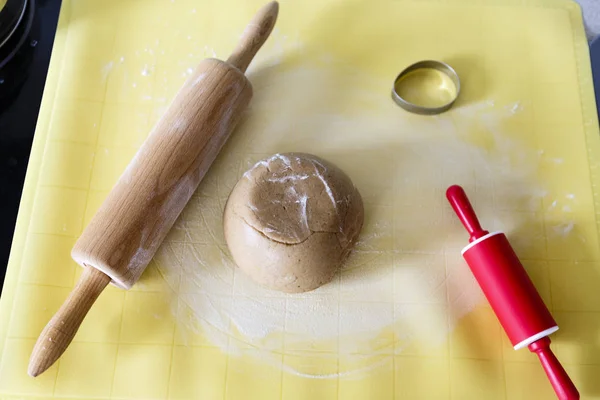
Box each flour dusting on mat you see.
[101,61,114,81]
[152,59,569,378]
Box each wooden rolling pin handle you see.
[227,1,279,73]
[28,267,111,377]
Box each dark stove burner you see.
[0,0,27,49]
[0,0,61,291]
[0,0,36,112]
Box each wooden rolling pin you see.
[28,1,279,377]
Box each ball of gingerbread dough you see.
[223,153,364,293]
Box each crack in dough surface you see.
[223,152,363,293]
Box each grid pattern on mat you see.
[0,0,599,399]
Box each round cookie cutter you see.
[391,60,461,115]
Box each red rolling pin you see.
[446,185,579,400]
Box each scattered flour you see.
[98,33,577,378]
[553,221,575,237]
[141,65,153,76]
[101,61,114,81]
[508,101,522,114]
[203,45,217,58]
[150,57,576,378]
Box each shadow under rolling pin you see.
[28,1,279,377]
[446,185,579,400]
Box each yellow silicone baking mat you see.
[1,0,600,398]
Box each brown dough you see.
[223,153,364,293]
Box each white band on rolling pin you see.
[461,231,504,255]
[513,326,559,350]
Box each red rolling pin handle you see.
[446,185,488,242]
[530,338,580,400]
[446,185,579,400]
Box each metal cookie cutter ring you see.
[391,60,461,115]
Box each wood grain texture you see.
[227,1,279,72]
[72,59,252,289]
[28,1,279,377]
[28,267,110,377]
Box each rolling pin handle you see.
[529,337,580,400]
[28,266,111,377]
[446,185,489,242]
[226,1,279,73]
